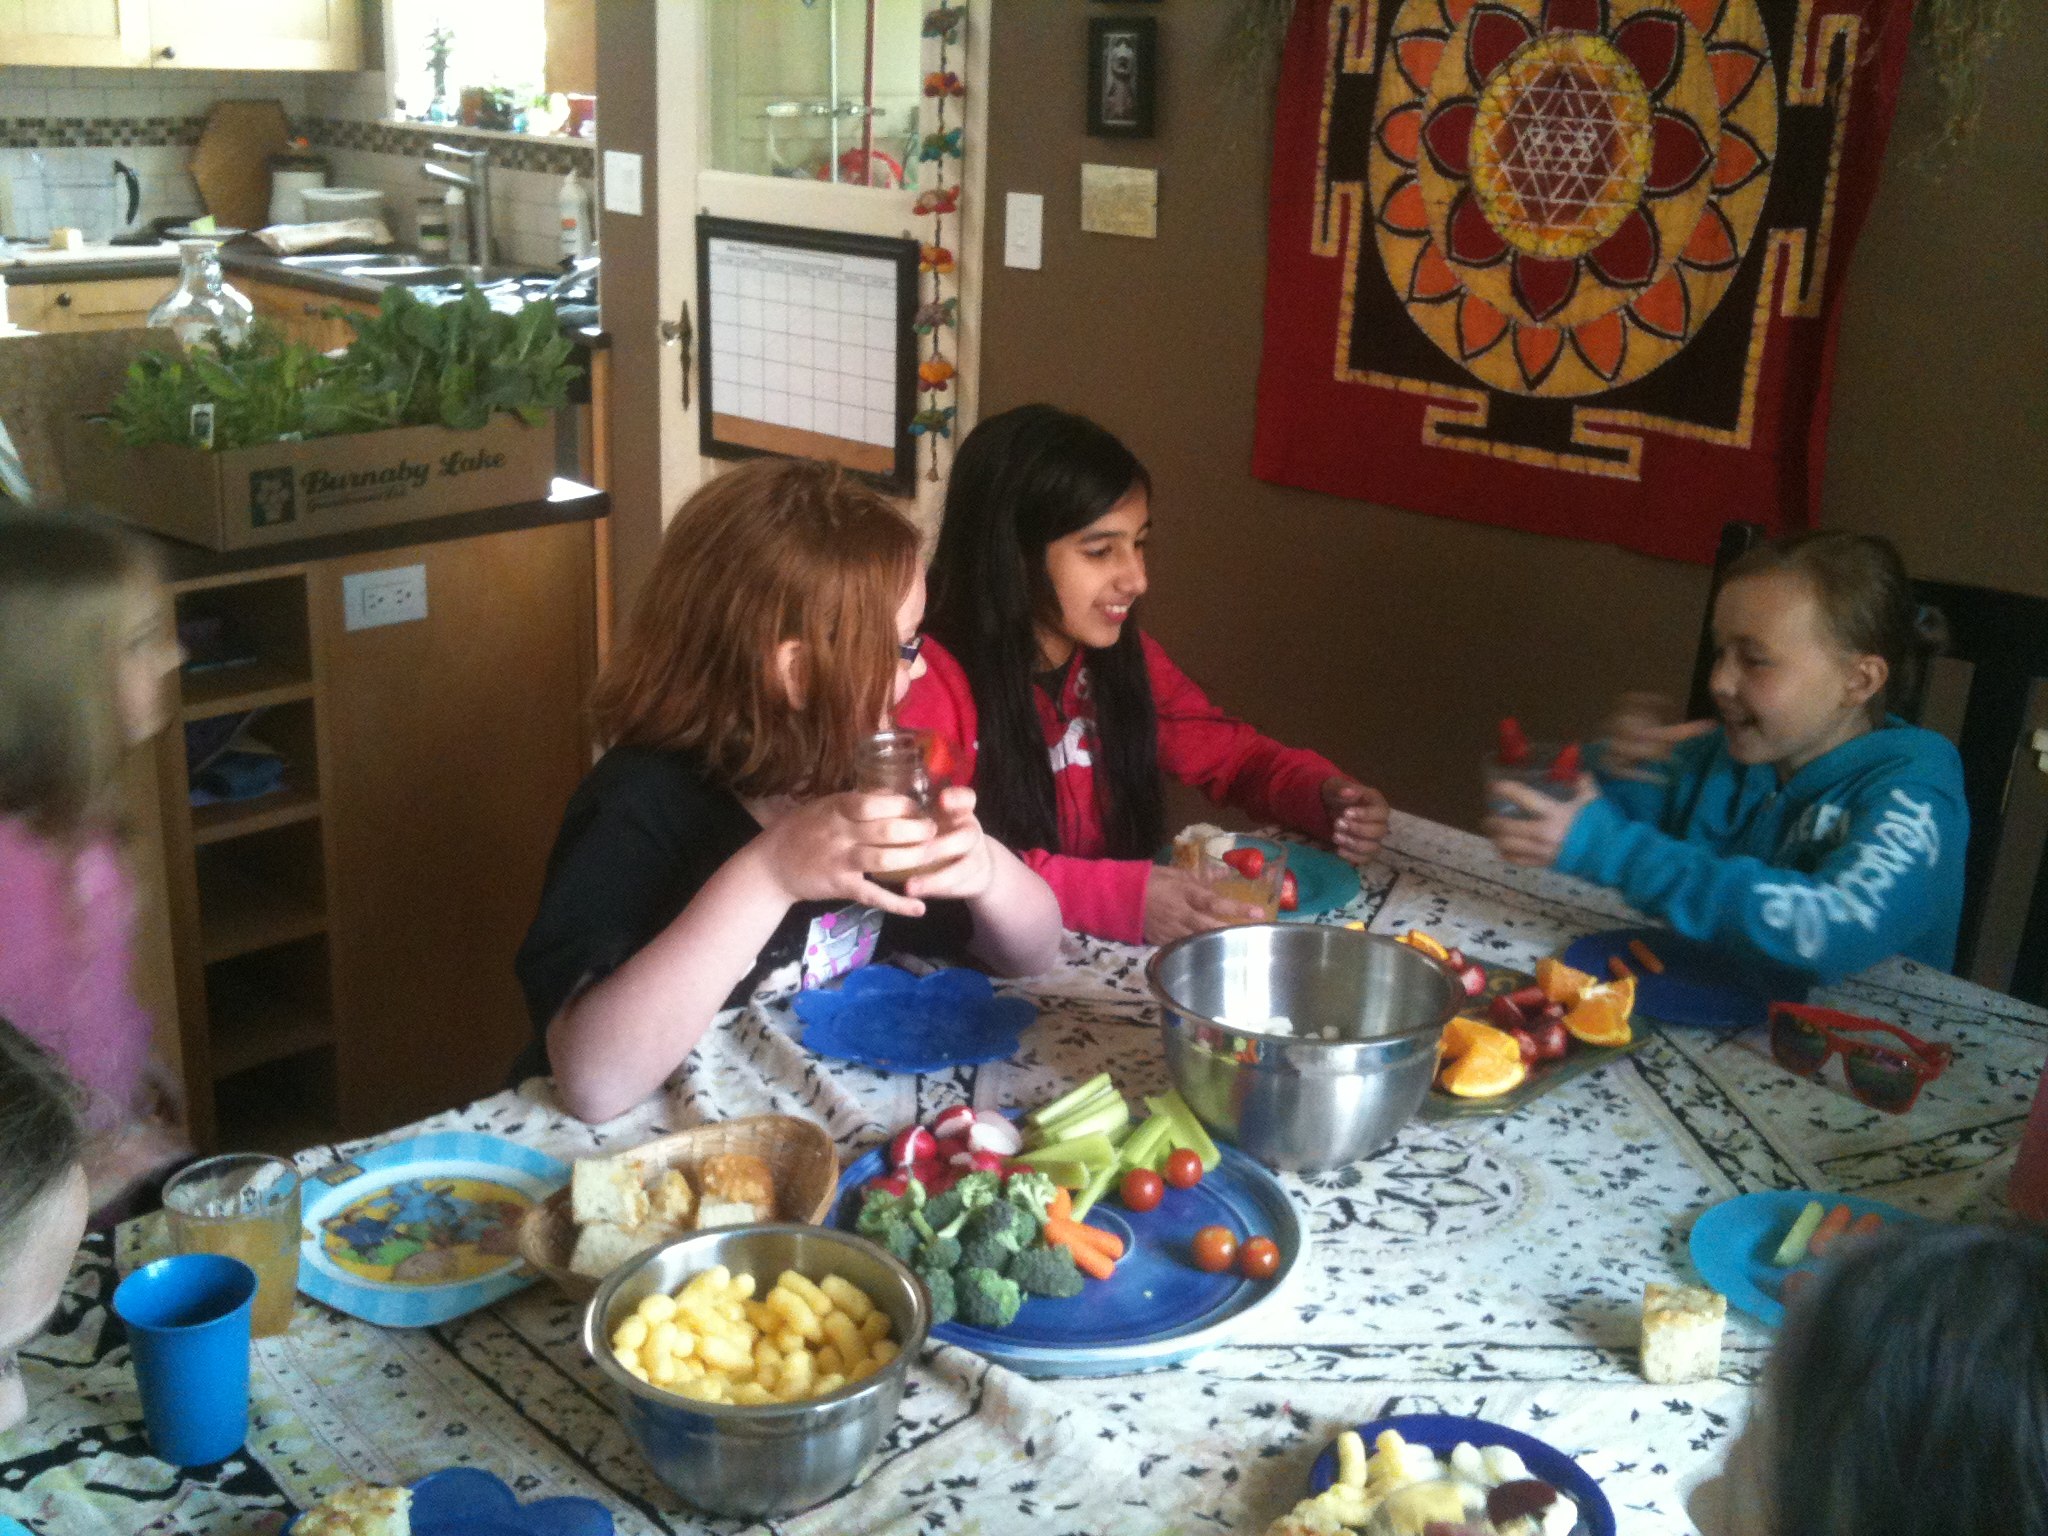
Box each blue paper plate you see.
[1562,927,1800,1031]
[832,1135,1303,1377]
[299,1131,567,1328]
[1240,837,1362,921]
[1307,1414,1614,1536]
[793,965,1037,1073]
[287,1467,612,1535]
[1689,1189,1917,1327]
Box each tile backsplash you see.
[0,66,594,268]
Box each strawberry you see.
[1458,964,1488,997]
[1490,994,1529,1032]
[1507,1027,1538,1066]
[1498,717,1531,767]
[1547,742,1582,783]
[1279,870,1300,912]
[924,732,964,787]
[1220,846,1265,878]
[1507,985,1549,1014]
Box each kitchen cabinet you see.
[236,276,377,352]
[6,275,174,333]
[147,502,602,1151]
[0,0,360,70]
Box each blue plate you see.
[1241,837,1361,921]
[298,1131,567,1328]
[793,966,1037,1073]
[1562,927,1800,1031]
[287,1467,613,1535]
[1689,1189,1916,1327]
[832,1136,1303,1377]
[1308,1414,1614,1536]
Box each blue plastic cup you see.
[111,1253,257,1466]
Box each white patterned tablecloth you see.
[8,812,2044,1536]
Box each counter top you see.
[144,476,608,585]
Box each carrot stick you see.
[1608,956,1635,981]
[1628,939,1666,974]
[1045,1215,1124,1261]
[1048,1185,1072,1222]
[1808,1204,1855,1256]
[1846,1211,1885,1241]
[1054,1236,1116,1281]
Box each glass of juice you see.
[854,728,955,890]
[162,1153,302,1339]
[1197,843,1288,923]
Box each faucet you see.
[421,143,493,272]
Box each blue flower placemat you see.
[793,965,1036,1073]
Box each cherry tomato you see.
[1163,1148,1204,1190]
[1220,846,1265,878]
[1238,1235,1280,1281]
[1190,1225,1238,1273]
[1119,1167,1164,1212]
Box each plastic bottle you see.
[445,186,470,265]
[557,168,591,261]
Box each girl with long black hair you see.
[899,404,1389,945]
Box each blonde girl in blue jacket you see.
[1485,532,1964,985]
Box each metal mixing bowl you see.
[1147,924,1462,1171]
[583,1224,929,1518]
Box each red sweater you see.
[897,633,1338,943]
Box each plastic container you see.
[298,185,385,223]
[557,168,591,260]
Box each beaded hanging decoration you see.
[913,6,968,480]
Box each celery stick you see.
[1147,1090,1223,1172]
[1027,1073,1115,1128]
[1070,1157,1120,1221]
[1771,1199,1827,1267]
[1029,1094,1129,1149]
[1016,1132,1116,1171]
[1021,1157,1093,1189]
[1116,1115,1172,1172]
[1028,1084,1120,1139]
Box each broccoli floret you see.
[956,1266,1024,1329]
[917,1266,957,1326]
[1004,1169,1060,1227]
[918,1170,1000,1243]
[916,1233,962,1273]
[872,1219,918,1264]
[857,1179,925,1240]
[950,1169,1004,1213]
[1006,1244,1085,1299]
[958,1235,1013,1273]
[960,1200,1033,1254]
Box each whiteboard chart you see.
[698,218,919,490]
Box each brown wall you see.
[977,4,2047,831]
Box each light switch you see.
[1004,191,1044,269]
[601,150,644,216]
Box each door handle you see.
[658,299,693,410]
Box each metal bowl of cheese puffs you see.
[583,1223,930,1517]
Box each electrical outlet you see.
[342,564,428,631]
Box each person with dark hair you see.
[899,405,1390,945]
[1483,530,1965,982]
[1688,1221,2048,1536]
[0,1018,90,1436]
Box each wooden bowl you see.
[517,1114,841,1299]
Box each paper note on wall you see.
[1080,164,1158,239]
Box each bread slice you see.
[570,1220,654,1280]
[571,1154,650,1229]
[1171,823,1233,872]
[647,1168,695,1227]
[694,1152,775,1229]
[1640,1282,1726,1383]
[295,1483,412,1536]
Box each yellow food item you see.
[295,1483,412,1536]
[1536,956,1596,1006]
[1398,930,1452,962]
[1436,1015,1527,1097]
[609,1265,894,1405]
[1565,974,1636,1046]
[1377,1479,1471,1533]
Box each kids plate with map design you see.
[299,1131,568,1326]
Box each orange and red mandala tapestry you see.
[1251,0,1917,563]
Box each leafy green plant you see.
[106,322,336,450]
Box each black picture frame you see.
[1087,17,1157,138]
[695,215,920,494]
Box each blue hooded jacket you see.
[1555,720,1967,983]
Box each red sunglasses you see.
[1768,1003,1953,1113]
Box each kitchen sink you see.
[274,252,532,286]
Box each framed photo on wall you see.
[695,216,920,493]
[1087,17,1157,138]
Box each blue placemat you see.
[1307,1414,1614,1536]
[1689,1189,1917,1327]
[793,965,1037,1073]
[1562,927,1804,1031]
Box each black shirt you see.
[511,746,970,1083]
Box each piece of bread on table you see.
[571,1153,650,1229]
[1640,1282,1726,1383]
[1171,822,1233,872]
[693,1152,776,1229]
[647,1167,695,1227]
[295,1483,412,1536]
[569,1219,675,1280]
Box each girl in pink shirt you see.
[0,516,186,1215]
[899,405,1392,945]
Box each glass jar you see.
[146,239,255,350]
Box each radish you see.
[868,1173,910,1197]
[888,1125,936,1169]
[953,1148,1007,1174]
[967,1114,1022,1156]
[931,1105,977,1141]
[934,1133,969,1166]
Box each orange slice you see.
[1441,1046,1528,1097]
[1537,956,1595,1006]
[1400,930,1452,962]
[1565,975,1636,1046]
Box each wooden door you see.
[147,0,361,70]
[0,0,146,66]
[311,521,596,1133]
